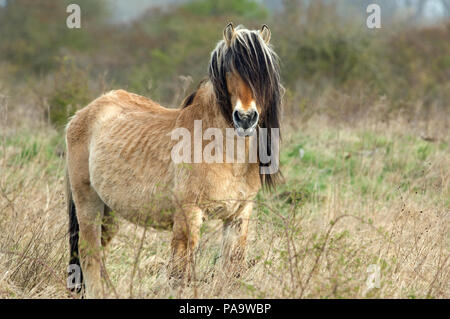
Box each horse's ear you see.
[259,24,271,44]
[223,22,234,47]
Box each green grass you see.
[2,131,64,172]
[277,126,447,210]
[0,117,448,298]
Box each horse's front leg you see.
[170,206,203,281]
[221,203,252,277]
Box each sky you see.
[109,0,448,23]
[0,0,447,22]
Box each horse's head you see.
[209,23,283,138]
[208,23,283,189]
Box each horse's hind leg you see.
[101,205,119,248]
[66,110,107,298]
[70,178,105,298]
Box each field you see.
[1,94,448,298]
[0,0,449,299]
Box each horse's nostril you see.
[233,110,241,123]
[250,111,258,123]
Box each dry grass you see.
[0,90,448,299]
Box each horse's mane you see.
[182,25,283,190]
[181,79,208,109]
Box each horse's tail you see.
[66,169,83,292]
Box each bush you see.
[46,58,92,127]
[0,0,108,75]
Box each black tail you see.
[68,192,80,267]
[66,171,83,293]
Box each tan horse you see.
[65,23,283,298]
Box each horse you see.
[65,23,283,298]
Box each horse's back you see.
[66,90,179,226]
[67,89,178,142]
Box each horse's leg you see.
[70,174,105,299]
[221,202,252,277]
[170,206,203,281]
[101,205,119,248]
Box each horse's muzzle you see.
[233,109,259,136]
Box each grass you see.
[0,98,448,299]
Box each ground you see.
[0,100,448,298]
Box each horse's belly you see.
[96,183,175,229]
[89,151,175,229]
[94,176,173,226]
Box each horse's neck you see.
[187,82,228,129]
[182,83,256,164]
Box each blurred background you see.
[0,1,449,299]
[0,0,449,127]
